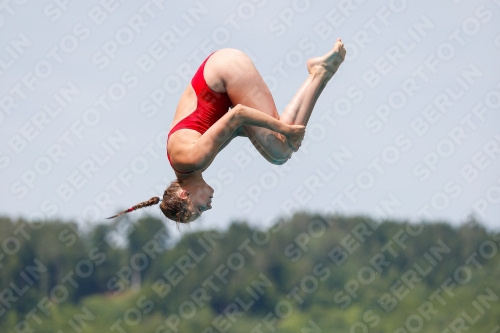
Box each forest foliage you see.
[0,213,499,333]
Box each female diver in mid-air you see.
[108,38,346,223]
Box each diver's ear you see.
[179,190,190,199]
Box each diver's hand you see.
[284,124,305,152]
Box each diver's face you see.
[184,180,214,221]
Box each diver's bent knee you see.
[271,152,292,165]
[274,149,293,162]
[271,158,288,165]
[265,144,292,162]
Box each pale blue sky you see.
[1,0,499,233]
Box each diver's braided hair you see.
[106,196,160,219]
[107,180,192,223]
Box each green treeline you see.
[0,213,499,333]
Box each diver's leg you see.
[205,40,346,163]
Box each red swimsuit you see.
[167,52,233,174]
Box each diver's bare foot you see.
[307,38,346,77]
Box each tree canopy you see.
[0,213,498,332]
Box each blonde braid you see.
[107,197,160,219]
